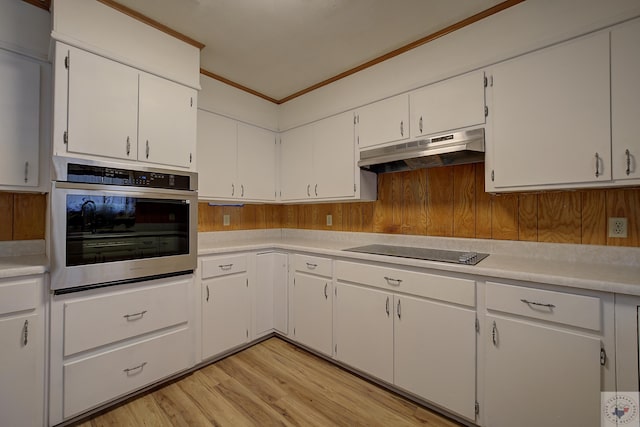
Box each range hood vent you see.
[358,128,485,173]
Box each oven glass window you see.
[66,195,190,266]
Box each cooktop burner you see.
[343,244,489,265]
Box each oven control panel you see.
[67,163,191,190]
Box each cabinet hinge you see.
[63,131,68,144]
[484,106,489,117]
[64,55,69,69]
[475,318,480,333]
[600,348,607,366]
[491,170,495,182]
[475,401,480,416]
[483,76,488,88]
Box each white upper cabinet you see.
[280,125,314,201]
[611,18,640,181]
[280,111,375,202]
[66,45,138,161]
[198,110,276,201]
[56,43,197,170]
[0,49,40,187]
[138,72,197,168]
[356,93,409,149]
[487,32,611,190]
[312,112,356,199]
[197,111,237,199]
[410,71,486,138]
[237,123,277,201]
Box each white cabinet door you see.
[357,94,409,149]
[394,295,476,420]
[0,313,41,427]
[237,123,276,201]
[485,315,601,427]
[489,32,610,189]
[292,273,332,356]
[138,72,197,168]
[280,125,314,201]
[410,71,485,138]
[67,46,138,161]
[0,50,40,187]
[255,252,288,337]
[197,110,237,199]
[334,283,393,383]
[313,112,355,199]
[201,274,249,359]
[612,18,640,181]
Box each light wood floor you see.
[72,338,462,426]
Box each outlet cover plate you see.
[608,217,628,238]
[326,214,333,226]
[223,214,230,226]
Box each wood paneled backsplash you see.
[199,164,640,247]
[0,192,47,241]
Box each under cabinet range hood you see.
[358,128,485,173]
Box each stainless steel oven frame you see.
[50,157,198,292]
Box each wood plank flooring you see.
[72,338,462,427]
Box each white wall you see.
[278,0,640,130]
[51,0,200,89]
[198,75,279,131]
[0,0,51,60]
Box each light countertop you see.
[198,230,640,296]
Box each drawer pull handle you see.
[384,276,402,286]
[520,299,556,309]
[491,321,498,346]
[123,310,147,321]
[219,264,233,270]
[306,262,318,269]
[23,320,29,346]
[123,362,147,375]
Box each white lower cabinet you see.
[483,282,608,427]
[334,283,393,383]
[49,275,193,425]
[334,260,477,421]
[291,254,333,356]
[255,252,288,337]
[0,276,45,427]
[394,295,476,420]
[200,254,250,360]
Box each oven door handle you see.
[53,181,196,198]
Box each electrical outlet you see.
[608,217,628,238]
[326,214,333,226]
[223,214,230,226]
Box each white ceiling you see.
[116,0,505,101]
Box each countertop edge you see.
[198,240,640,297]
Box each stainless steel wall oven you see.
[50,157,198,293]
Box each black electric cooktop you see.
[343,244,489,265]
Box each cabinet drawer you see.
[0,278,40,315]
[201,254,247,279]
[63,327,189,419]
[64,280,188,356]
[485,282,601,331]
[336,261,475,307]
[293,254,332,277]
